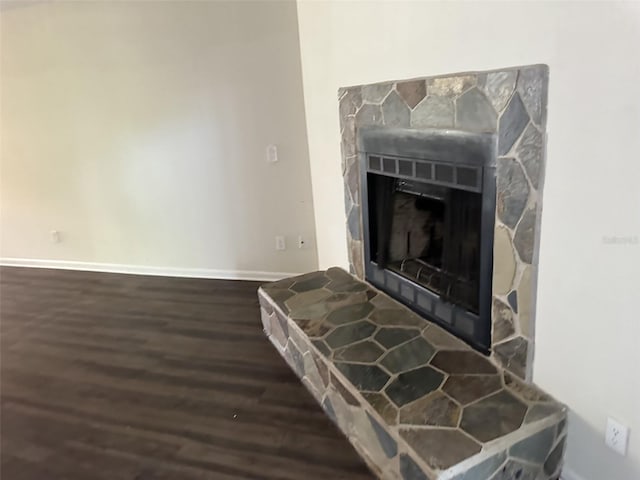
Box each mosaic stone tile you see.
[366,412,398,458]
[295,318,332,338]
[514,205,536,264]
[345,159,360,203]
[525,403,563,424]
[401,428,481,470]
[375,327,420,348]
[385,366,444,407]
[269,312,288,348]
[356,103,384,127]
[289,302,332,320]
[507,290,518,313]
[310,350,329,387]
[260,308,271,335]
[322,396,337,423]
[380,337,436,373]
[369,308,426,328]
[259,293,274,315]
[361,83,393,104]
[312,339,331,356]
[428,75,476,97]
[504,372,551,402]
[265,288,295,313]
[336,362,390,392]
[494,336,529,379]
[455,88,497,133]
[341,114,357,158]
[339,87,362,119]
[449,450,507,480]
[516,123,544,189]
[430,350,498,375]
[493,298,515,343]
[303,352,325,394]
[290,273,330,293]
[517,265,534,338]
[510,425,555,463]
[284,289,332,313]
[399,454,429,480]
[362,392,398,425]
[397,80,427,109]
[422,325,468,350]
[331,372,360,406]
[492,226,516,295]
[325,320,376,348]
[286,340,305,378]
[497,157,529,229]
[490,459,540,480]
[517,65,547,127]
[326,302,375,326]
[411,96,454,128]
[335,340,385,363]
[382,90,411,127]
[347,206,361,241]
[442,374,502,405]
[460,390,527,442]
[263,277,296,290]
[544,437,566,476]
[478,70,517,112]
[498,92,530,155]
[399,391,460,427]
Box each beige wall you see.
[1,0,317,277]
[296,1,640,479]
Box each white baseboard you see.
[0,258,301,282]
[562,467,587,480]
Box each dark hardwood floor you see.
[0,267,373,480]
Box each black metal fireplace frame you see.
[358,127,497,353]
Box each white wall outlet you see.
[605,417,629,456]
[266,144,278,163]
[275,235,286,251]
[297,235,305,249]
[50,230,61,243]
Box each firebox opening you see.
[367,173,482,315]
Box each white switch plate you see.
[266,144,278,163]
[275,236,286,251]
[605,417,629,456]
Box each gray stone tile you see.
[493,226,517,295]
[544,437,566,476]
[382,90,411,127]
[493,298,515,343]
[498,93,529,155]
[449,450,507,480]
[341,114,357,158]
[362,83,392,104]
[380,337,436,373]
[411,96,454,128]
[494,336,529,379]
[399,391,460,427]
[489,459,540,480]
[312,339,331,356]
[385,366,444,407]
[507,290,518,313]
[369,308,427,328]
[366,411,397,458]
[428,75,476,97]
[503,372,551,402]
[284,288,332,313]
[327,302,375,325]
[460,390,528,442]
[347,206,361,241]
[330,372,360,406]
[322,396,337,423]
[430,351,498,375]
[497,157,529,229]
[335,340,385,362]
[363,392,398,425]
[269,313,288,348]
[479,70,517,112]
[524,403,563,424]
[339,87,362,118]
[356,103,384,127]
[456,88,498,132]
[516,123,544,189]
[422,325,468,350]
[513,205,536,264]
[374,327,420,348]
[399,454,429,480]
[325,320,377,348]
[295,317,332,338]
[335,362,390,392]
[442,374,502,405]
[401,428,481,470]
[397,79,427,108]
[517,65,548,127]
[286,340,305,378]
[510,425,555,464]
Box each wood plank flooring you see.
[0,267,373,480]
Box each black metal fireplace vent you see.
[359,127,496,353]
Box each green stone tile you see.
[400,428,481,470]
[380,337,435,373]
[399,391,460,427]
[385,366,444,407]
[460,390,527,442]
[430,350,498,375]
[374,327,420,348]
[325,320,377,349]
[335,363,390,392]
[442,374,502,405]
[335,341,385,363]
[326,302,375,325]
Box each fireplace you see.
[360,127,496,352]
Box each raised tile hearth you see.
[259,268,566,480]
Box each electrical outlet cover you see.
[605,417,629,456]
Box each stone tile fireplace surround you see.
[258,66,566,479]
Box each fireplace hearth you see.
[361,128,496,352]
